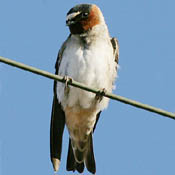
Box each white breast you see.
[57,34,117,111]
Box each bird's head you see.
[66,4,104,35]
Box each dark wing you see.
[111,37,119,66]
[93,111,101,132]
[50,35,71,171]
[55,35,71,73]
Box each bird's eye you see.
[82,12,88,18]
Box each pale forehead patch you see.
[66,11,81,21]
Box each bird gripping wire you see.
[0,56,175,120]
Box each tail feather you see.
[85,133,96,174]
[74,148,84,163]
[66,139,75,172]
[75,162,85,173]
[66,112,101,173]
[66,139,85,173]
[66,134,96,174]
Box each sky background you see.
[0,0,175,175]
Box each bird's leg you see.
[62,76,72,95]
[95,88,107,102]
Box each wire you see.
[0,56,175,120]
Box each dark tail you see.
[66,138,85,173]
[66,133,96,174]
[85,133,96,174]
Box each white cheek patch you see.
[66,11,81,21]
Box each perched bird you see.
[50,3,119,174]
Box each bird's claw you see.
[62,76,72,95]
[95,88,107,102]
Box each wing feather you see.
[111,37,119,66]
[50,35,71,171]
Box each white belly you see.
[56,35,116,111]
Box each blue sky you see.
[0,0,175,175]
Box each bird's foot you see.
[95,88,107,102]
[62,76,72,95]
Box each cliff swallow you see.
[50,4,119,174]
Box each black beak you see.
[66,19,76,26]
[66,11,82,26]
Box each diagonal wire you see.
[0,56,175,120]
